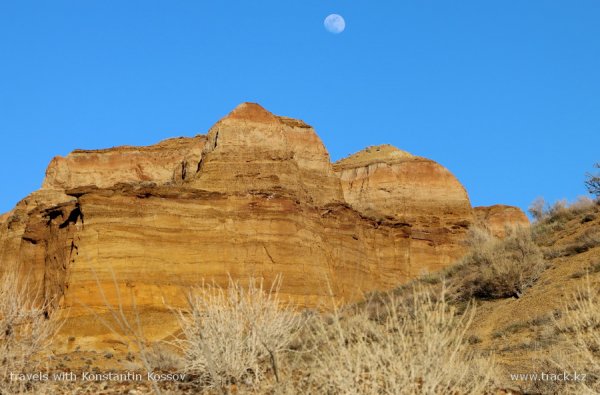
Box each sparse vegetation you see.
[534,214,600,260]
[492,315,554,339]
[76,274,499,393]
[554,277,600,393]
[529,196,599,252]
[529,196,596,226]
[0,269,60,394]
[288,285,495,394]
[165,279,496,394]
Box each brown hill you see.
[467,204,600,393]
[0,103,529,348]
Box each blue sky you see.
[1,1,599,215]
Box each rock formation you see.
[188,103,344,206]
[474,205,530,238]
[43,135,206,190]
[0,103,528,344]
[333,145,473,272]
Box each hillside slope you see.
[469,202,600,393]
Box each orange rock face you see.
[188,103,344,206]
[474,205,530,238]
[0,189,80,308]
[333,145,474,272]
[43,136,206,190]
[0,103,527,344]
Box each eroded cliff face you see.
[43,135,206,190]
[0,190,81,308]
[474,205,530,238]
[0,103,526,345]
[187,103,344,206]
[333,145,474,272]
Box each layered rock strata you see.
[0,103,528,344]
[43,135,206,190]
[333,145,473,272]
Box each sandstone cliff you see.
[43,135,206,190]
[333,145,473,271]
[0,103,527,345]
[474,204,530,238]
[188,103,344,206]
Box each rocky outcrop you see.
[43,136,206,190]
[0,103,527,345]
[187,103,344,206]
[474,205,530,238]
[333,145,473,272]
[0,190,80,308]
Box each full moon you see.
[324,14,345,34]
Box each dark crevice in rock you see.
[22,236,38,245]
[46,209,64,225]
[213,130,219,149]
[196,157,204,174]
[59,205,83,229]
[181,160,187,180]
[263,245,276,264]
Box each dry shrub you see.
[546,199,571,221]
[585,163,600,198]
[530,196,597,226]
[451,227,545,300]
[175,275,304,390]
[0,269,60,394]
[290,285,495,394]
[574,228,600,251]
[570,196,598,213]
[528,197,547,222]
[554,277,600,393]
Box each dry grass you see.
[174,275,304,391]
[0,269,61,394]
[554,277,600,394]
[531,196,598,247]
[530,196,597,224]
[531,198,600,258]
[288,285,495,394]
[169,278,496,394]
